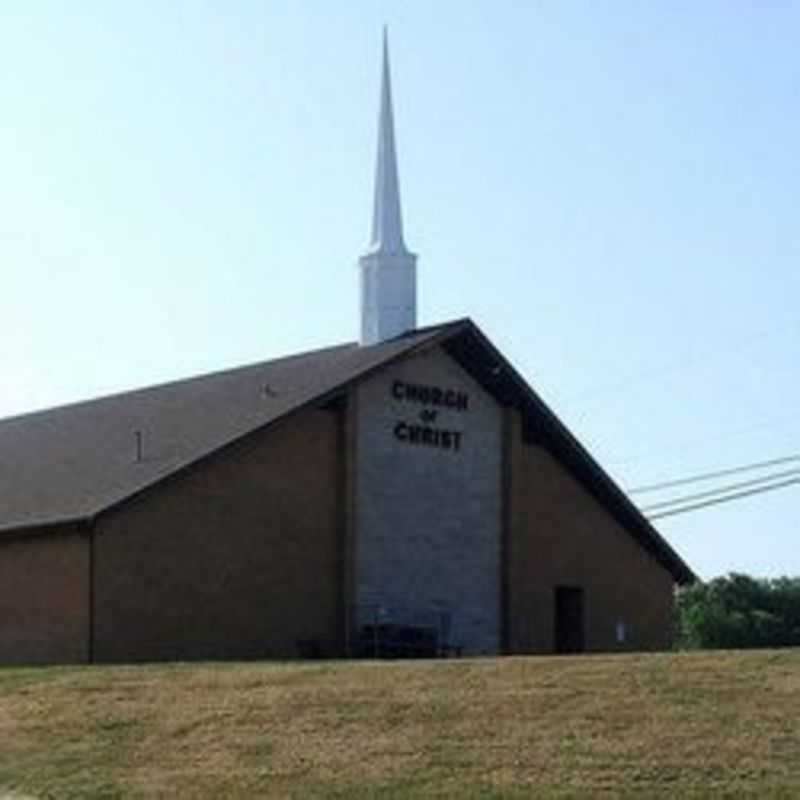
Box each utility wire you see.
[646,476,800,520]
[639,467,800,512]
[629,453,800,495]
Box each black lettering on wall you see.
[390,380,469,413]
[391,420,464,452]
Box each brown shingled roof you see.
[0,318,695,584]
[0,321,461,534]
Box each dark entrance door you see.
[554,586,585,654]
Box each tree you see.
[675,573,800,650]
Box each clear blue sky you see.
[2,2,798,580]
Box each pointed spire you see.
[368,27,408,256]
[359,28,417,345]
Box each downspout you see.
[500,407,513,654]
[87,519,95,664]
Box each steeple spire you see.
[359,29,417,345]
[368,27,408,255]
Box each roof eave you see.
[0,514,93,540]
[438,321,697,586]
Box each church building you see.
[0,36,694,665]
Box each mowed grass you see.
[0,650,798,798]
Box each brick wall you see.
[507,411,675,653]
[0,528,89,664]
[93,406,343,662]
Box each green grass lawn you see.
[0,649,798,798]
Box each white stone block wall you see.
[354,346,502,654]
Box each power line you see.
[639,467,800,512]
[646,476,800,521]
[629,453,800,495]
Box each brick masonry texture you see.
[0,528,89,664]
[507,411,675,653]
[93,407,342,662]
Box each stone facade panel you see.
[354,346,503,653]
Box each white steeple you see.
[359,29,417,346]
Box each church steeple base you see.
[360,250,417,345]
